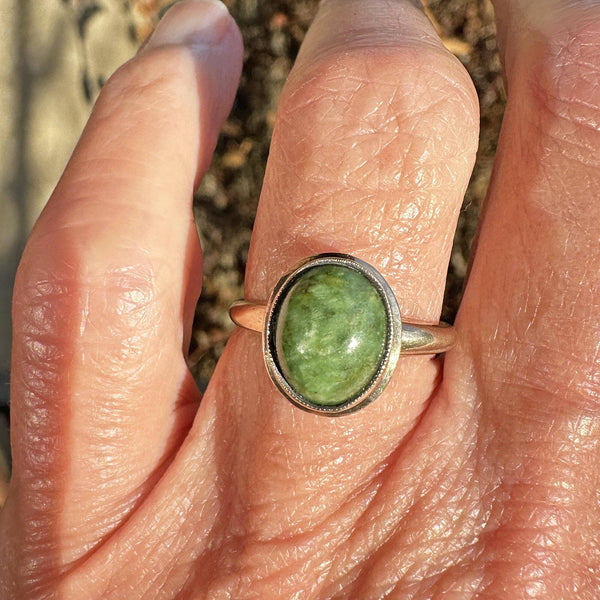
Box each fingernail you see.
[143,0,233,51]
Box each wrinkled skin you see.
[2,0,600,598]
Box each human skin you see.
[1,0,599,597]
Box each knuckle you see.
[528,14,600,144]
[12,258,76,402]
[277,42,479,174]
[14,239,162,388]
[85,265,161,358]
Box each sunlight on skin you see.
[1,0,600,598]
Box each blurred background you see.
[0,0,505,501]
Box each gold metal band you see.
[229,301,456,355]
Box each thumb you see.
[3,0,242,586]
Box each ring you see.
[230,253,456,416]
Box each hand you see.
[2,0,599,597]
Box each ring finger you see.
[206,0,478,537]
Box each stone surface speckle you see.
[275,265,387,406]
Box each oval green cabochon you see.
[274,264,387,406]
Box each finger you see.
[455,2,600,595]
[199,0,477,576]
[5,0,242,577]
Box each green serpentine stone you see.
[275,264,387,406]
